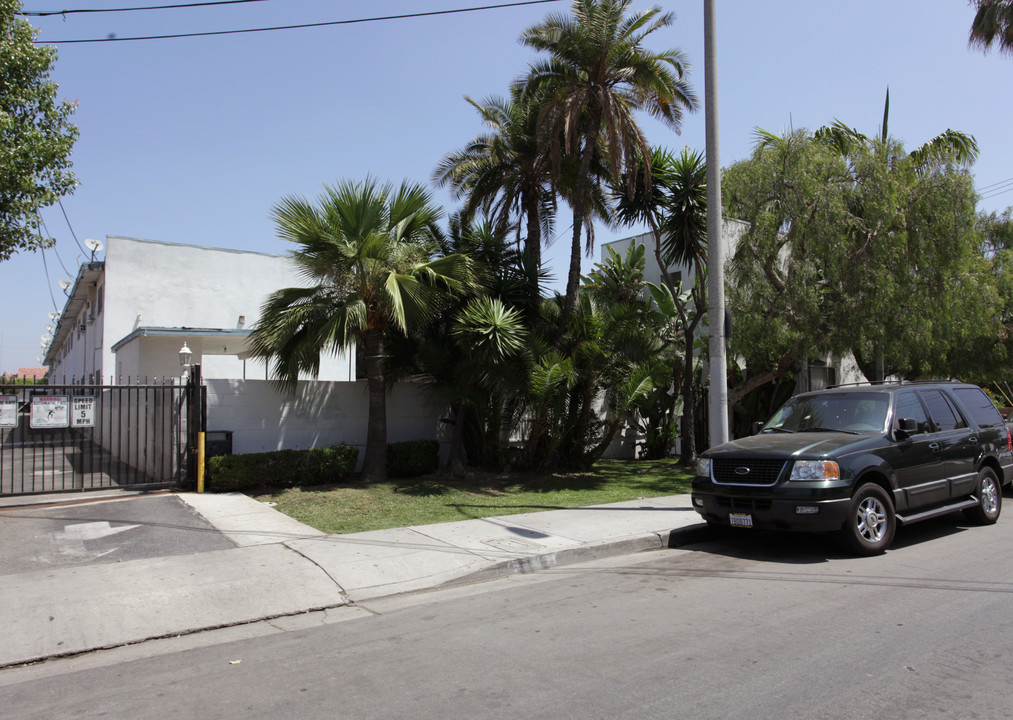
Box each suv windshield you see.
[763,392,889,434]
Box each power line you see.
[20,0,271,16]
[34,0,564,44]
[37,214,73,276]
[57,198,89,257]
[981,185,1013,201]
[977,175,1013,192]
[39,248,61,313]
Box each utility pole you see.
[704,0,729,446]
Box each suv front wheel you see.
[841,483,896,556]
[963,467,1002,525]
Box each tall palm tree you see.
[615,146,707,465]
[969,0,1013,56]
[433,87,555,306]
[248,179,474,482]
[518,0,697,331]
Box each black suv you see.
[692,382,1013,555]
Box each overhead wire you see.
[39,247,61,313]
[37,214,73,277]
[977,175,1013,192]
[21,0,273,16]
[57,198,89,257]
[32,0,565,44]
[979,179,1013,201]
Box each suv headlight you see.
[789,460,840,481]
[697,458,711,478]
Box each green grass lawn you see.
[251,459,694,534]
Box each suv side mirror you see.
[896,417,918,439]
[751,421,765,435]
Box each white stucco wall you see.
[603,219,747,294]
[205,379,449,468]
[98,236,353,382]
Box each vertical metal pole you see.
[705,0,729,447]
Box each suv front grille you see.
[712,459,786,486]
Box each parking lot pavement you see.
[0,493,235,576]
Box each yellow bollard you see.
[197,431,206,493]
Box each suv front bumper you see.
[692,492,851,532]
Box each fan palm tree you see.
[248,179,474,482]
[969,0,1013,56]
[518,0,697,331]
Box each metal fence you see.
[0,377,190,497]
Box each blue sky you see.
[2,0,1011,373]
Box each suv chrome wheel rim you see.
[857,497,887,542]
[981,476,999,514]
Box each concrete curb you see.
[436,522,714,589]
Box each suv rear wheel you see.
[841,483,895,556]
[963,467,1002,525]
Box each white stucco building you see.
[43,236,447,462]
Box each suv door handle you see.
[968,436,978,444]
[928,442,940,451]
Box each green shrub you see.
[387,439,440,477]
[205,444,358,492]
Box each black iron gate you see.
[0,377,197,497]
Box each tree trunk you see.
[523,193,542,311]
[726,349,801,409]
[362,330,387,482]
[441,401,469,477]
[679,322,697,466]
[558,122,601,336]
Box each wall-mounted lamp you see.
[179,341,192,379]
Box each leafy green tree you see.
[969,0,1013,56]
[810,91,979,380]
[248,179,474,482]
[0,0,78,262]
[518,0,697,331]
[723,127,990,407]
[959,208,1013,383]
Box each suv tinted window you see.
[895,392,930,434]
[952,387,1004,429]
[919,389,964,431]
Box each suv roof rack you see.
[825,379,965,390]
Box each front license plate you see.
[729,513,753,528]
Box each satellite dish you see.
[58,279,72,291]
[42,334,51,342]
[85,238,103,252]
[48,311,61,320]
[46,325,53,332]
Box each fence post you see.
[186,363,205,488]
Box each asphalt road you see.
[0,495,234,575]
[3,497,1012,720]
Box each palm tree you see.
[248,179,474,482]
[614,146,707,465]
[518,0,697,331]
[433,87,555,307]
[969,0,1013,56]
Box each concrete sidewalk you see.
[0,491,708,668]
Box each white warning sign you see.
[30,395,69,429]
[0,395,16,427]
